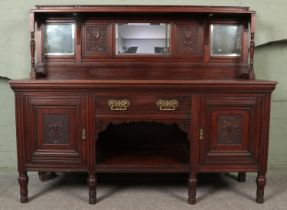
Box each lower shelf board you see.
[96,150,189,173]
[97,150,188,165]
[95,165,190,173]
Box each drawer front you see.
[95,94,191,114]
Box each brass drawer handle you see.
[156,99,179,111]
[108,99,130,111]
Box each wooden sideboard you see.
[10,5,276,205]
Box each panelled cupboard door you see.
[198,94,263,168]
[24,94,88,169]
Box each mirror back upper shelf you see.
[31,5,256,80]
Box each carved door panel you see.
[25,94,88,167]
[198,94,262,167]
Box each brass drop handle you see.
[108,99,130,111]
[82,129,86,140]
[156,99,179,111]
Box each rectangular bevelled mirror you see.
[210,24,241,56]
[44,23,75,55]
[115,23,170,55]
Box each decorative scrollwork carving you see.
[175,24,202,55]
[183,28,194,50]
[43,114,69,144]
[85,25,108,54]
[217,115,242,144]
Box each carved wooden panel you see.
[83,24,110,55]
[43,113,69,144]
[174,23,203,56]
[217,115,242,144]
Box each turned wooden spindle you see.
[29,12,36,78]
[249,13,256,80]
[18,172,29,203]
[188,174,197,204]
[88,174,97,204]
[256,173,266,203]
[30,32,35,70]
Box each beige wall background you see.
[0,0,287,169]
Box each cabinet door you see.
[25,94,88,169]
[198,94,262,168]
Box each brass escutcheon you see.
[81,129,86,140]
[199,128,204,140]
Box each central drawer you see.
[95,94,191,114]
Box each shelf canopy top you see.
[31,5,255,14]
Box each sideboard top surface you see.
[10,79,277,92]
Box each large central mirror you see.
[116,23,171,55]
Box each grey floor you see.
[0,168,286,210]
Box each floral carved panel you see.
[43,113,69,144]
[217,115,242,144]
[175,23,203,56]
[84,24,110,55]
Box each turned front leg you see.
[256,173,266,203]
[18,172,29,203]
[188,174,197,204]
[87,174,97,204]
